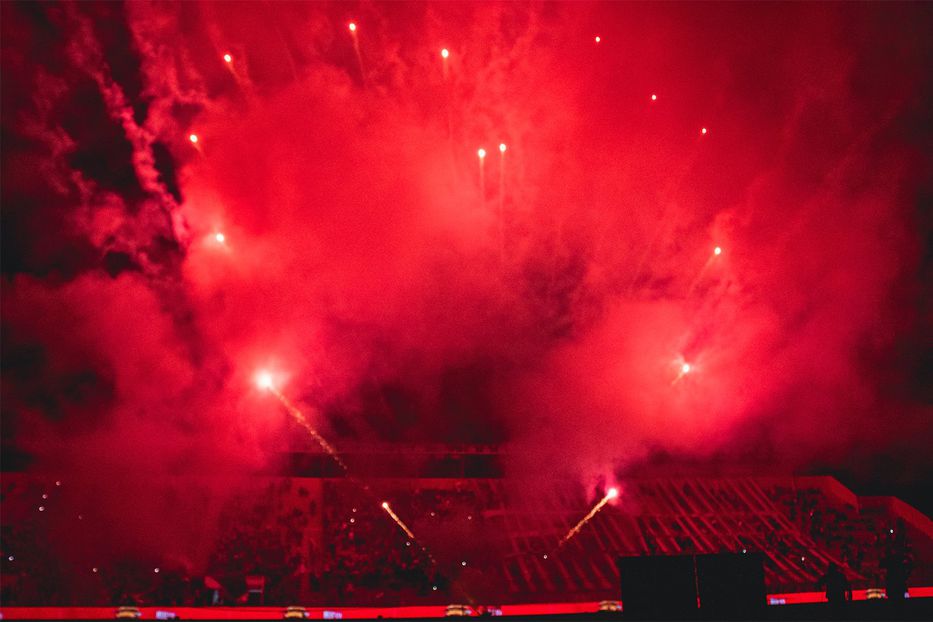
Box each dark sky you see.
[2,0,932,552]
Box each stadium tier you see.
[1,467,929,607]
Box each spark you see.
[671,360,693,385]
[594,35,601,44]
[215,232,226,244]
[259,374,348,473]
[441,48,449,59]
[223,53,232,64]
[651,94,657,101]
[188,133,199,144]
[557,487,618,548]
[714,246,722,255]
[701,127,708,135]
[92,567,98,573]
[348,22,365,82]
[381,501,416,540]
[478,148,487,203]
[498,143,507,259]
[154,568,160,574]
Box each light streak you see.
[381,501,416,540]
[498,143,507,259]
[348,21,365,81]
[258,373,348,473]
[188,133,199,144]
[557,487,617,548]
[478,148,487,202]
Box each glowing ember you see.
[682,363,691,374]
[714,246,722,255]
[188,133,198,144]
[594,35,601,43]
[499,143,507,153]
[214,232,226,243]
[223,53,232,63]
[348,22,356,32]
[478,148,486,159]
[441,48,449,59]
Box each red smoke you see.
[2,1,931,567]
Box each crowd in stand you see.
[0,475,923,606]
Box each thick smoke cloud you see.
[2,0,931,567]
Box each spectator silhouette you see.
[881,549,909,601]
[817,563,850,612]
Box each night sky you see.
[2,0,932,563]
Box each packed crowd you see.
[1,473,925,606]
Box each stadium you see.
[2,1,931,620]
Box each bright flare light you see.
[256,371,274,390]
[348,22,357,32]
[188,133,199,144]
[714,246,722,255]
[478,148,486,159]
[607,487,619,499]
[223,53,232,63]
[651,94,657,101]
[594,35,601,43]
[499,143,507,153]
[701,127,708,135]
[215,232,226,244]
[682,363,691,374]
[441,48,449,59]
